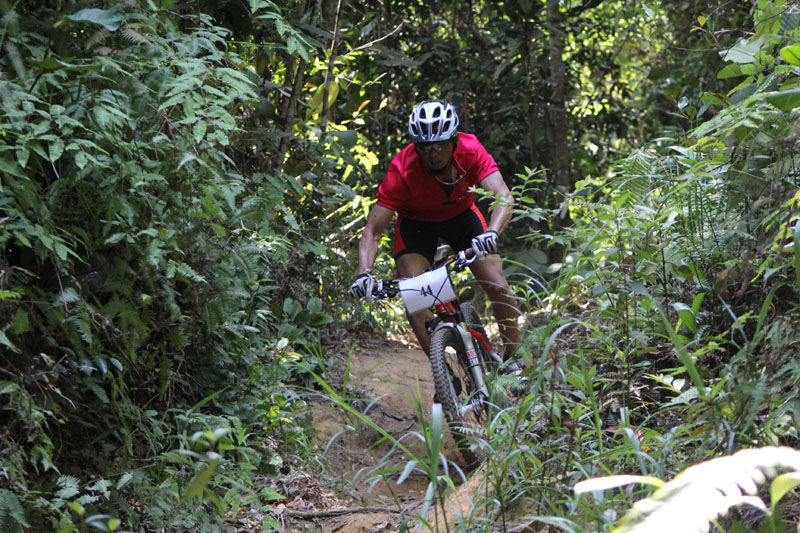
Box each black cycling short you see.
[393,204,488,264]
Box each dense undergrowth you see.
[0,2,346,531]
[394,3,800,529]
[1,0,800,532]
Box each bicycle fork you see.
[456,323,492,415]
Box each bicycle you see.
[370,245,512,468]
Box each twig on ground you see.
[279,505,405,518]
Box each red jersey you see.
[376,133,499,222]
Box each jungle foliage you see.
[1,0,800,531]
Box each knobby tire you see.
[430,324,488,470]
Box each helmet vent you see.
[407,99,459,143]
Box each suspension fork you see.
[431,301,492,401]
[455,322,491,399]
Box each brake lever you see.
[453,250,476,271]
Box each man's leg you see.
[396,252,433,355]
[469,256,521,359]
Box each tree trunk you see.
[547,0,570,200]
[272,59,307,174]
[546,0,571,259]
[321,0,344,134]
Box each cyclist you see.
[350,99,523,373]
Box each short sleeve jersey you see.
[376,133,499,222]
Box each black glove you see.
[471,230,498,258]
[349,272,375,301]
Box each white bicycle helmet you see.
[407,99,459,143]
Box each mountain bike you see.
[371,245,509,468]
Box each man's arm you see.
[357,204,395,274]
[479,171,515,235]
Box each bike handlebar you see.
[370,246,480,299]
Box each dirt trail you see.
[277,338,481,532]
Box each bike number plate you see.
[398,265,456,314]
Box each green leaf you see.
[55,287,81,306]
[0,158,25,179]
[0,489,30,527]
[765,86,800,111]
[429,403,443,474]
[770,472,800,511]
[630,281,650,296]
[13,309,29,335]
[397,460,418,484]
[88,382,109,403]
[794,219,800,286]
[260,487,284,501]
[182,454,220,501]
[659,310,705,396]
[116,473,134,490]
[104,233,128,245]
[575,475,665,495]
[75,151,88,169]
[16,146,29,169]
[307,297,323,314]
[308,313,333,326]
[0,290,22,300]
[721,37,764,64]
[673,302,698,334]
[328,129,358,147]
[54,242,70,261]
[33,57,101,72]
[0,330,18,353]
[780,45,800,66]
[49,138,65,162]
[718,64,750,79]
[193,121,207,144]
[55,5,125,32]
[66,501,85,516]
[691,292,705,316]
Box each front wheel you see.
[429,326,487,470]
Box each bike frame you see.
[427,272,503,417]
[371,247,504,417]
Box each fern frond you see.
[0,489,29,531]
[609,149,661,205]
[85,28,110,50]
[121,25,152,45]
[613,446,800,533]
[169,260,206,283]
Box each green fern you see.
[575,446,800,532]
[0,489,29,532]
[608,149,662,206]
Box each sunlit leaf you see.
[575,475,664,495]
[614,447,800,532]
[672,302,697,334]
[720,37,764,64]
[780,44,800,66]
[770,472,800,511]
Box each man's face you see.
[415,139,455,174]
